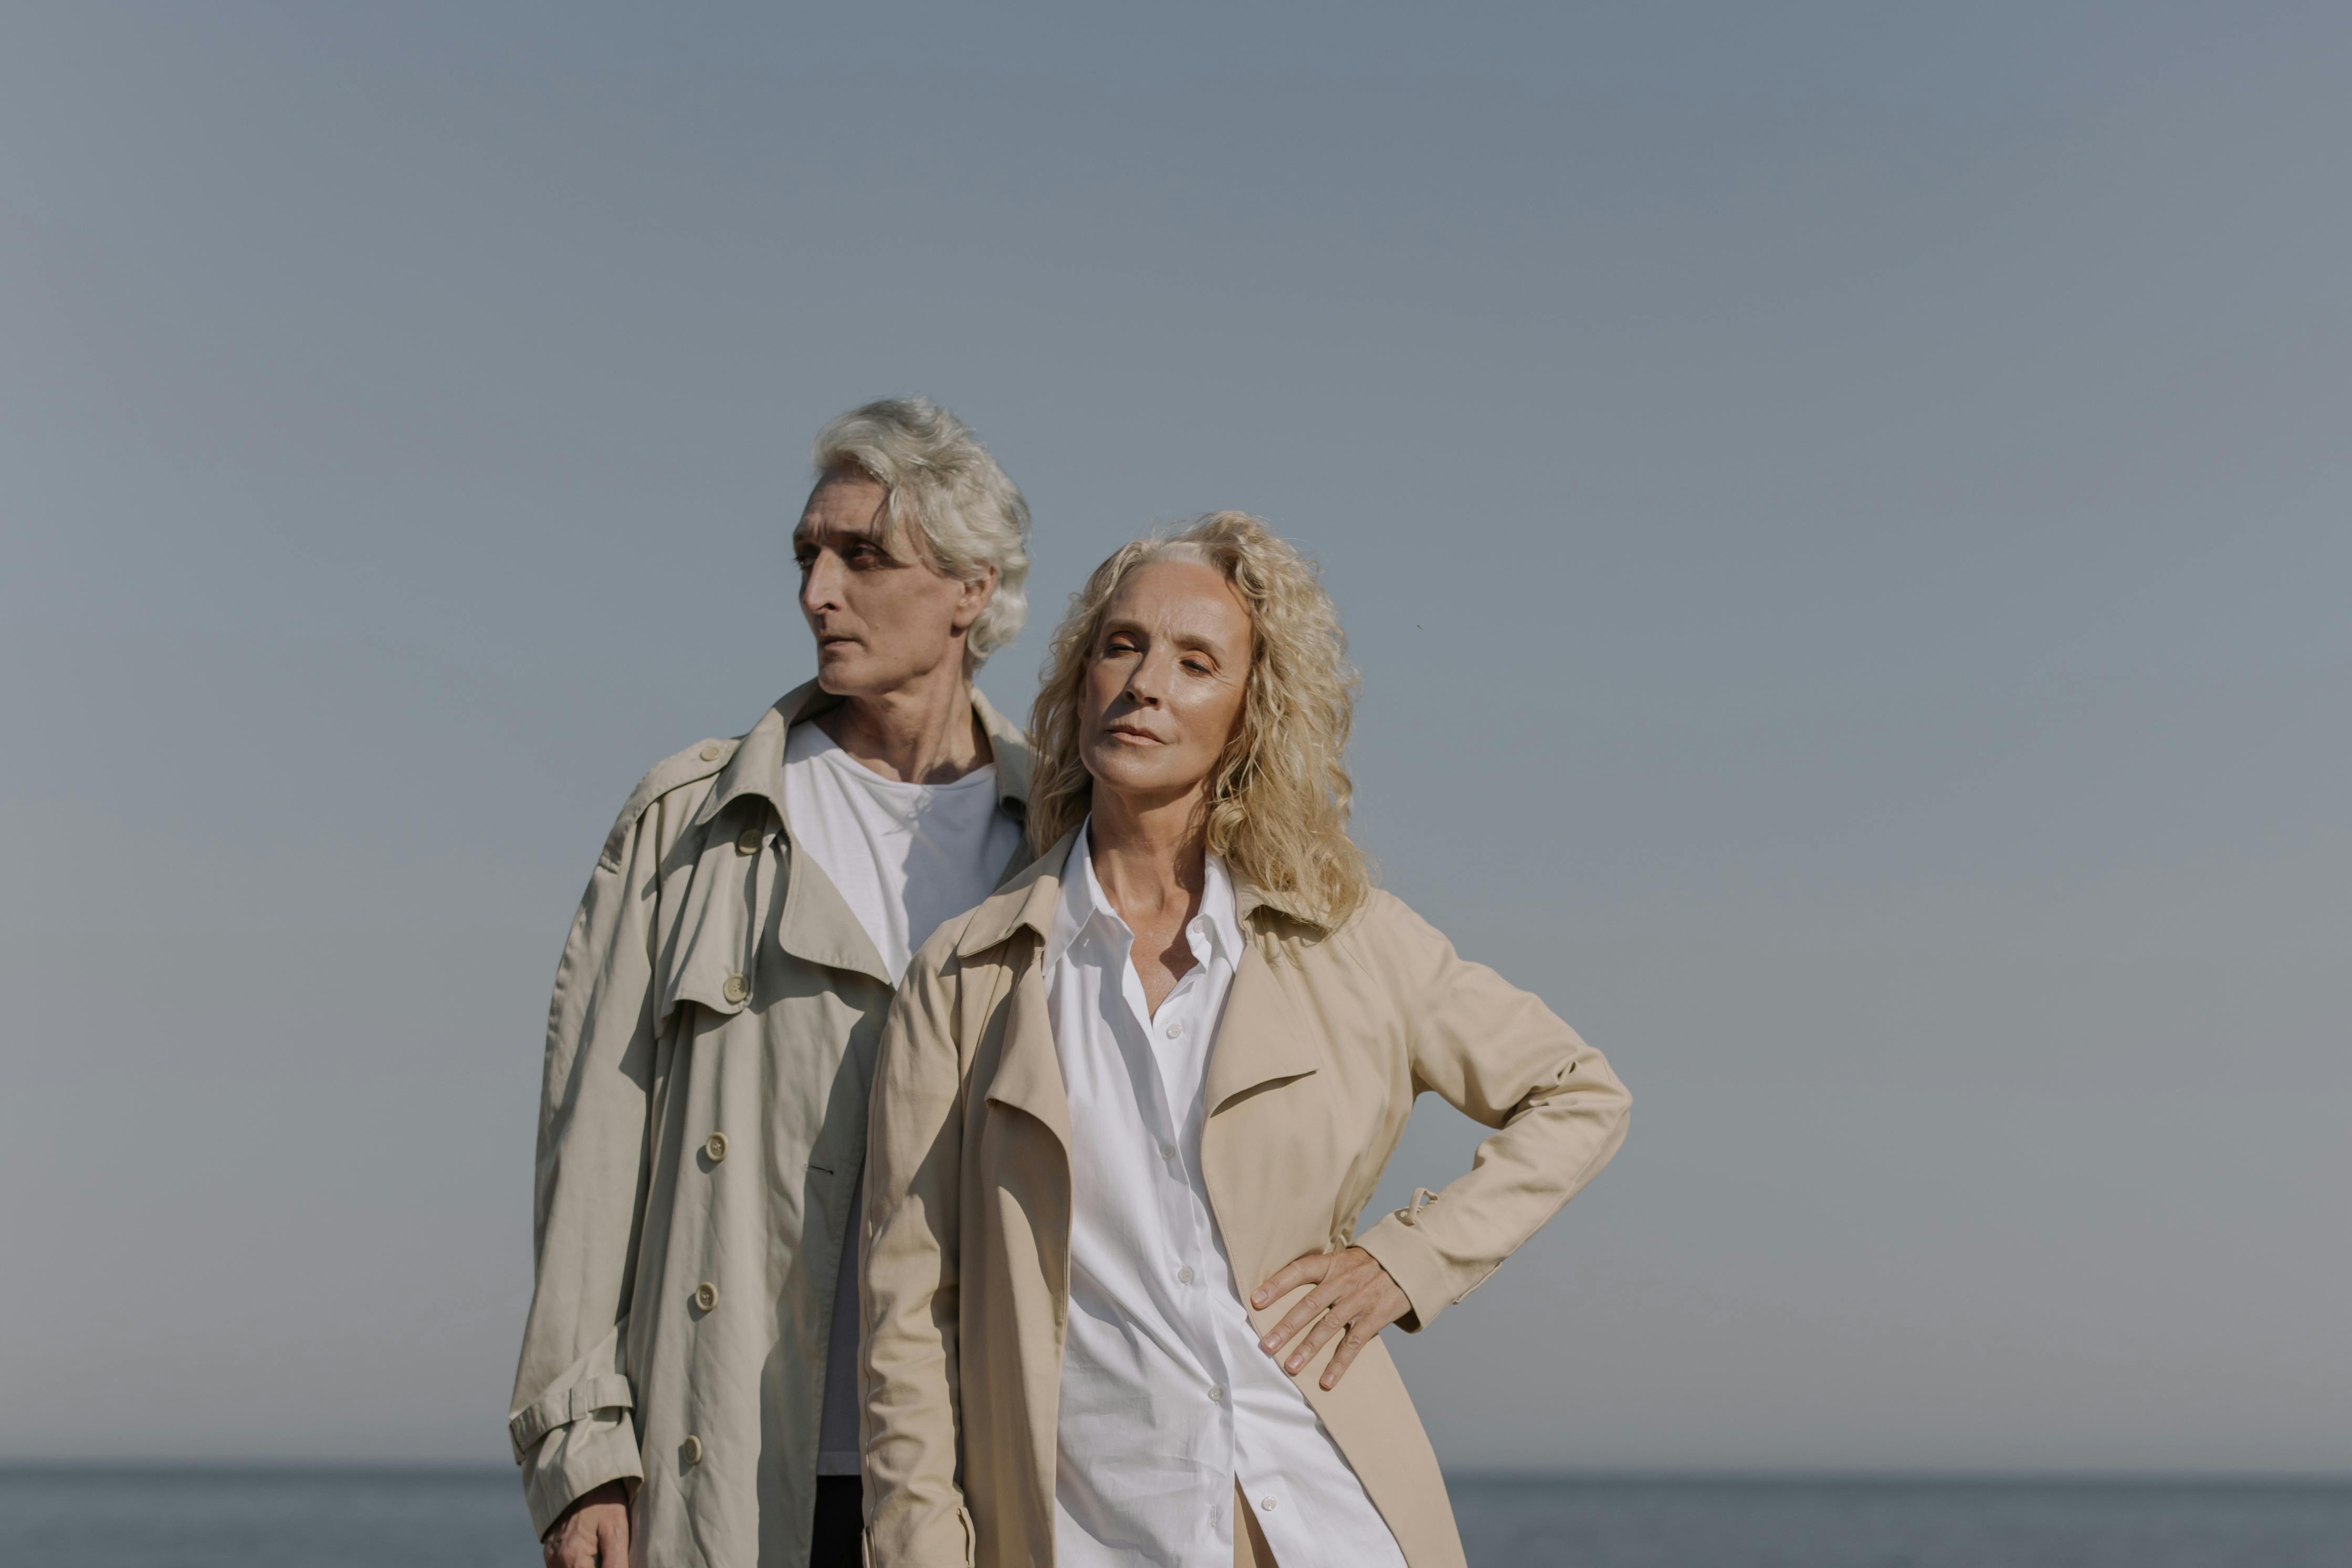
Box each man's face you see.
[793,468,994,698]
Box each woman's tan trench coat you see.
[861,835,1632,1568]
[509,680,1032,1567]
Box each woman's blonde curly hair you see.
[1027,511,1371,928]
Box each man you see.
[510,398,1037,1567]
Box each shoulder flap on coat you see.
[598,736,741,868]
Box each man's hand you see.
[543,1480,631,1568]
[1250,1246,1412,1390]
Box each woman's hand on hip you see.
[543,1481,631,1568]
[1251,1246,1411,1390]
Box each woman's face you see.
[1078,557,1254,811]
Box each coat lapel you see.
[980,944,1073,1152]
[1203,928,1323,1115]
[964,837,1077,1151]
[776,846,893,985]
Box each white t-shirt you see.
[781,717,1026,1475]
[782,718,1025,984]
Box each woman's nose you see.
[1123,660,1165,706]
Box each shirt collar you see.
[690,677,1033,834]
[1044,819,1243,974]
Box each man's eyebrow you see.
[793,517,898,550]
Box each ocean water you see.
[5,1466,2347,1567]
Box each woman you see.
[860,513,1631,1568]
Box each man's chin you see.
[814,653,884,699]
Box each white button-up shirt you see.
[1044,824,1409,1568]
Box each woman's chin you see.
[1085,757,1205,805]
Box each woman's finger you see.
[1251,1249,1332,1311]
[1284,1296,1357,1374]
[1260,1275,1343,1355]
[1320,1317,1380,1390]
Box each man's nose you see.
[801,552,843,612]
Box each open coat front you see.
[507,680,1032,1566]
[860,836,1632,1568]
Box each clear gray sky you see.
[4,2,2346,1473]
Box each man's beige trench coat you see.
[509,680,1032,1567]
[861,835,1632,1568]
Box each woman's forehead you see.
[1109,556,1245,622]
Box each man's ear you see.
[952,566,1000,633]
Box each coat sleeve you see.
[507,788,674,1539]
[860,939,978,1567]
[1350,893,1631,1333]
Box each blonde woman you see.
[860,514,1631,1568]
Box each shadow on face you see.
[792,467,991,698]
[1078,556,1254,813]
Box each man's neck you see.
[817,665,992,785]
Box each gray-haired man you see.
[511,399,1037,1567]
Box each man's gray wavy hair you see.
[811,397,1032,667]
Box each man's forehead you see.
[794,484,893,540]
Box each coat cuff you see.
[1354,1192,1457,1334]
[517,1408,644,1540]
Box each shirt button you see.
[1261,1497,1277,1512]
[1177,1266,1194,1285]
[1208,1385,1225,1403]
[704,1132,728,1164]
[681,1434,704,1465]
[734,826,762,856]
[693,1281,718,1311]
[698,743,723,762]
[722,973,750,1004]
[1165,1022,1182,1038]
[1159,1142,1178,1161]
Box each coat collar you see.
[690,677,1033,987]
[692,677,1033,834]
[954,829,1328,960]
[965,829,1326,1146]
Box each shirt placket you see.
[1116,920,1243,1565]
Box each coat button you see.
[735,826,762,856]
[681,1434,704,1465]
[699,743,723,762]
[694,1281,718,1311]
[722,974,749,1005]
[704,1132,728,1164]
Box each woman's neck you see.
[1087,785,1208,931]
